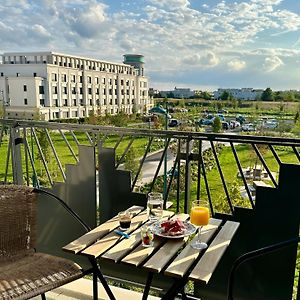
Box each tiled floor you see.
[32,278,161,299]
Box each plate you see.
[151,220,197,239]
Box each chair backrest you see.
[0,185,37,261]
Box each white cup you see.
[147,192,163,221]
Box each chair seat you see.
[0,252,83,300]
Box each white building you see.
[0,52,152,120]
[213,88,263,100]
[160,87,195,99]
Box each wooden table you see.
[63,206,239,299]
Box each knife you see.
[114,230,130,239]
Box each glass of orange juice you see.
[190,199,210,249]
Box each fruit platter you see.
[151,218,196,239]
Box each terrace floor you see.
[32,278,161,300]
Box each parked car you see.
[230,120,240,129]
[222,121,229,130]
[236,115,246,124]
[168,119,181,127]
[242,123,256,132]
[263,119,278,130]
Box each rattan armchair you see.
[0,185,115,300]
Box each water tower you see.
[123,54,145,76]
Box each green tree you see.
[220,91,230,100]
[212,116,222,133]
[261,87,274,101]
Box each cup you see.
[147,192,163,221]
[141,225,154,247]
[118,211,132,231]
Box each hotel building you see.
[0,52,152,120]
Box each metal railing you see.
[1,118,300,215]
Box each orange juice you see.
[190,206,209,226]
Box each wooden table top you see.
[63,206,239,285]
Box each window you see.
[52,73,57,81]
[95,77,99,84]
[88,88,92,94]
[72,87,76,94]
[87,76,92,83]
[109,89,112,95]
[64,99,68,106]
[89,99,92,105]
[102,78,106,84]
[0,73,3,77]
[40,99,45,106]
[23,85,27,92]
[52,86,58,94]
[71,75,76,82]
[79,88,83,94]
[121,79,124,85]
[73,99,77,106]
[39,86,44,94]
[24,98,28,105]
[16,73,20,77]
[33,73,37,77]
[62,74,67,82]
[79,76,83,83]
[54,100,58,107]
[63,86,67,94]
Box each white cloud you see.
[263,56,284,72]
[227,59,246,71]
[0,0,299,89]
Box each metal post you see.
[11,124,23,185]
[163,101,168,202]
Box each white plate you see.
[151,221,197,239]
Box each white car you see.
[242,123,256,132]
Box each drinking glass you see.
[190,199,210,249]
[141,225,154,247]
[147,192,163,221]
[118,211,132,231]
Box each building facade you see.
[0,52,152,120]
[213,88,263,100]
[160,87,195,99]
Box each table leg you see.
[93,272,98,300]
[142,272,154,300]
[90,258,116,300]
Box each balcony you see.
[0,118,299,300]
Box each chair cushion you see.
[0,252,83,300]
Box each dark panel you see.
[194,163,300,300]
[36,145,96,268]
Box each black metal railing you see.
[1,118,300,215]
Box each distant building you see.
[160,87,195,99]
[0,51,152,121]
[213,88,263,100]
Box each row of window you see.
[51,98,134,107]
[52,73,137,87]
[52,86,135,96]
[52,55,133,75]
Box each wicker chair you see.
[0,185,113,300]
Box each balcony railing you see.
[0,118,299,299]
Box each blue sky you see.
[0,0,300,91]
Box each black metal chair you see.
[227,237,300,300]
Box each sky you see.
[0,0,300,91]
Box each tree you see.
[212,116,222,133]
[261,87,274,101]
[220,91,230,100]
